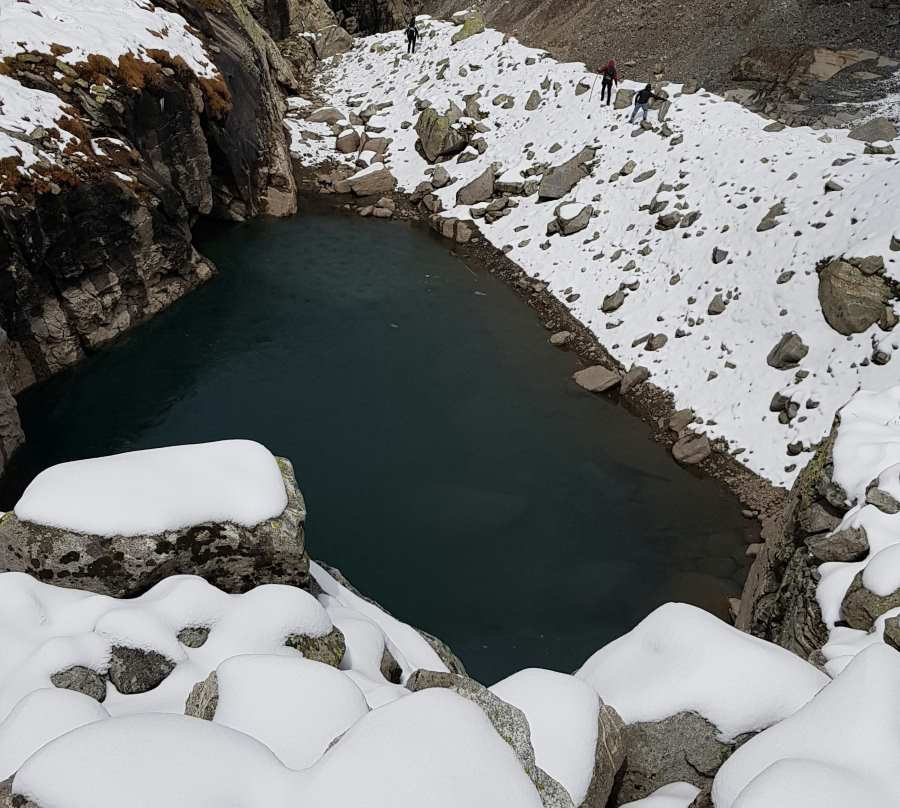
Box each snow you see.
[297,16,900,487]
[0,573,334,722]
[712,644,900,808]
[0,0,217,80]
[211,654,369,770]
[310,562,449,678]
[619,782,701,808]
[862,541,900,596]
[0,75,76,170]
[576,603,828,740]
[0,688,109,780]
[15,440,288,536]
[490,668,600,805]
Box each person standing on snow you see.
[405,19,419,54]
[600,60,619,106]
[629,83,662,124]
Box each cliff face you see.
[0,0,310,475]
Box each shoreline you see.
[293,163,783,618]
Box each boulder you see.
[620,366,650,394]
[848,117,897,143]
[766,332,809,369]
[526,90,542,111]
[451,11,486,44]
[307,106,344,124]
[406,670,576,808]
[573,366,621,393]
[108,646,176,695]
[431,166,451,188]
[549,204,593,236]
[841,571,900,630]
[347,165,396,196]
[885,616,900,651]
[415,107,468,162]
[602,290,626,313]
[614,89,635,109]
[707,294,726,315]
[806,525,868,563]
[866,487,900,513]
[456,166,495,206]
[817,259,895,335]
[612,711,730,804]
[0,458,309,597]
[284,626,346,667]
[549,331,573,347]
[178,626,210,648]
[335,128,360,154]
[538,147,596,200]
[51,666,107,703]
[672,434,711,465]
[313,25,353,59]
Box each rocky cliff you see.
[0,0,358,476]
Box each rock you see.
[756,200,786,232]
[573,365,622,393]
[848,117,897,143]
[885,616,900,652]
[313,25,353,59]
[335,128,360,154]
[767,333,809,369]
[415,107,467,163]
[620,365,650,394]
[672,433,711,465]
[645,334,668,351]
[538,147,596,200]
[824,179,844,192]
[0,458,309,596]
[611,712,730,804]
[431,166,451,188]
[807,525,869,563]
[108,646,175,695]
[348,166,396,196]
[817,259,895,335]
[525,90,542,111]
[841,571,900,630]
[50,666,107,703]
[451,10,486,44]
[866,141,896,155]
[456,166,495,206]
[763,122,786,133]
[308,106,344,124]
[406,670,577,808]
[669,409,695,433]
[656,212,683,230]
[866,487,900,514]
[614,88,635,109]
[681,79,700,94]
[285,626,346,667]
[549,331,572,347]
[602,290,626,313]
[712,247,728,264]
[178,626,210,648]
[185,670,219,720]
[707,294,726,315]
[550,204,593,237]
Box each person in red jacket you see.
[600,60,619,106]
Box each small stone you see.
[707,294,726,315]
[620,365,650,394]
[178,626,210,648]
[672,433,711,465]
[549,331,572,347]
[108,647,175,695]
[602,289,626,313]
[767,333,809,370]
[645,333,668,351]
[712,247,728,264]
[573,365,622,393]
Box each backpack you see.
[604,65,616,80]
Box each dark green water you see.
[1,207,753,683]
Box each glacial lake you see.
[1,205,753,683]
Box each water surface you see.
[1,206,753,682]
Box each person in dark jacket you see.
[405,19,419,54]
[600,59,619,106]
[629,83,662,124]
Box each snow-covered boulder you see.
[406,669,577,807]
[490,668,625,808]
[0,442,308,597]
[577,604,827,803]
[346,164,397,196]
[712,644,900,807]
[185,655,369,769]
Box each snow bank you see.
[620,782,701,808]
[0,573,333,721]
[576,603,827,740]
[490,668,599,805]
[212,654,369,769]
[712,644,900,808]
[299,16,900,487]
[15,441,288,536]
[0,0,217,80]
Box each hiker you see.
[405,18,419,54]
[629,83,662,124]
[600,59,619,106]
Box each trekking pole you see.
[588,71,600,103]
